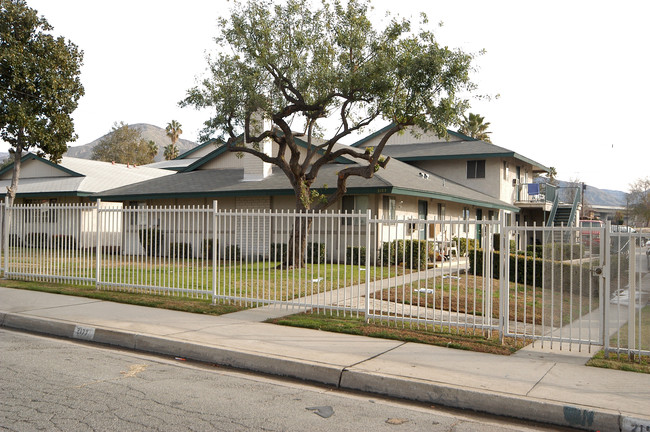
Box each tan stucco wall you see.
[1,158,70,180]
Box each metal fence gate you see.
[1,200,647,358]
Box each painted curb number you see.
[73,325,95,341]
[623,418,650,432]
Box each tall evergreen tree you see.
[0,0,84,204]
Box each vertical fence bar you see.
[211,201,218,304]
[365,209,371,321]
[628,238,636,361]
[95,199,102,288]
[498,215,507,343]
[3,197,8,275]
[603,221,611,358]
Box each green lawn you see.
[3,249,404,303]
[370,274,600,327]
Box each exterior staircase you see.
[552,206,573,226]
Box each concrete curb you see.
[340,369,624,431]
[2,311,648,432]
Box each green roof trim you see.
[390,187,519,212]
[182,134,354,173]
[350,123,396,148]
[393,152,549,173]
[180,145,231,172]
[94,181,516,212]
[446,129,476,141]
[0,153,84,178]
[0,191,92,199]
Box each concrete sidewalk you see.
[1,287,648,432]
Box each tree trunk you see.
[284,214,313,269]
[7,143,23,207]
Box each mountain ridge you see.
[65,123,198,162]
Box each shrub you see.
[270,243,287,262]
[50,235,77,250]
[223,244,241,261]
[381,240,427,269]
[269,242,325,263]
[307,242,326,264]
[101,246,121,255]
[346,246,366,266]
[202,239,213,260]
[169,242,193,258]
[9,234,22,247]
[24,233,48,248]
[453,237,476,256]
[468,248,610,296]
[526,244,544,258]
[138,228,165,256]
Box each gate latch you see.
[592,267,603,276]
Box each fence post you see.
[365,209,372,322]
[211,200,218,305]
[3,196,8,275]
[498,213,508,343]
[95,199,102,289]
[628,236,636,361]
[602,220,611,359]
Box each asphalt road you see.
[0,328,578,432]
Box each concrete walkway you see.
[1,286,649,432]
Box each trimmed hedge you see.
[269,242,325,264]
[24,233,48,248]
[202,239,213,260]
[224,244,241,261]
[169,242,193,258]
[138,228,165,256]
[469,249,629,296]
[381,240,428,269]
[346,246,366,266]
[50,235,77,250]
[453,237,476,256]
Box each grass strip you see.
[0,279,244,315]
[267,311,524,355]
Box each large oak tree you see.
[0,0,84,204]
[181,0,477,266]
[91,122,158,165]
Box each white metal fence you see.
[1,200,648,359]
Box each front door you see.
[418,200,428,239]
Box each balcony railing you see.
[517,182,557,204]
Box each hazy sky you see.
[5,0,649,192]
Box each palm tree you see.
[163,143,179,160]
[544,166,558,186]
[165,120,183,160]
[459,113,492,143]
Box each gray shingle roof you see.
[96,156,517,211]
[380,141,550,172]
[0,155,174,197]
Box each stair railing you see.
[567,186,582,227]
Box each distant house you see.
[0,153,174,204]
